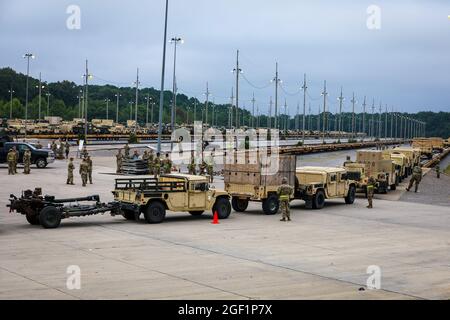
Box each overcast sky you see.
[1,0,449,114]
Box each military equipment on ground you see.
[344,150,398,193]
[412,138,434,159]
[8,189,122,228]
[224,151,296,215]
[295,166,357,209]
[113,174,231,223]
[120,158,149,175]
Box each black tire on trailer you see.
[313,190,326,209]
[144,202,166,224]
[262,194,279,215]
[345,185,356,204]
[122,209,136,220]
[26,213,40,225]
[213,198,231,219]
[189,211,204,216]
[39,206,62,229]
[231,197,249,212]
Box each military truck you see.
[382,151,409,180]
[113,174,231,223]
[429,137,444,153]
[294,167,357,209]
[344,150,399,193]
[412,138,434,159]
[224,151,296,215]
[392,147,421,168]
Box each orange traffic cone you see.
[212,211,219,224]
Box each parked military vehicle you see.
[412,138,434,159]
[429,137,444,152]
[294,167,357,209]
[344,150,398,193]
[382,151,409,180]
[113,174,231,223]
[392,147,421,167]
[224,151,296,215]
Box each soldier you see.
[58,142,65,159]
[163,153,172,174]
[199,160,207,176]
[116,149,123,174]
[35,141,43,149]
[7,148,16,175]
[206,152,214,182]
[406,164,423,193]
[81,146,88,159]
[277,177,294,221]
[153,152,161,178]
[65,140,70,159]
[132,150,140,160]
[79,158,89,187]
[51,140,57,154]
[124,143,130,158]
[343,155,353,166]
[87,156,93,184]
[67,157,75,185]
[148,149,154,174]
[13,146,19,173]
[142,150,150,162]
[435,165,440,179]
[23,149,31,174]
[366,176,376,209]
[188,152,196,175]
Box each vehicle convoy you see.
[392,147,421,168]
[294,166,357,209]
[113,174,231,223]
[344,150,398,193]
[8,188,121,228]
[224,152,296,215]
[0,141,55,168]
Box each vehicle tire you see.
[262,194,279,215]
[231,197,249,212]
[390,184,396,191]
[35,157,47,169]
[189,211,204,216]
[122,209,136,220]
[313,190,326,209]
[39,206,62,229]
[144,202,166,223]
[345,186,356,204]
[26,213,40,225]
[213,198,231,219]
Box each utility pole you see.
[145,94,151,125]
[351,92,356,139]
[384,104,388,139]
[233,50,241,129]
[84,59,90,143]
[229,87,234,129]
[134,68,140,128]
[317,105,321,132]
[204,82,210,127]
[77,91,82,118]
[362,96,367,138]
[301,73,307,143]
[193,99,197,124]
[8,88,15,119]
[36,72,44,120]
[370,99,375,140]
[157,0,169,154]
[378,102,382,139]
[273,63,281,129]
[321,80,328,144]
[46,93,51,117]
[283,99,288,131]
[268,97,273,129]
[170,37,182,131]
[390,106,394,140]
[338,87,344,140]
[251,93,256,128]
[115,93,121,123]
[308,103,312,132]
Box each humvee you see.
[295,167,357,209]
[113,174,231,223]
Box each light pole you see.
[170,37,183,131]
[105,98,110,119]
[8,88,14,119]
[77,94,82,118]
[157,0,169,154]
[115,93,121,123]
[144,95,152,125]
[321,80,328,144]
[301,73,307,144]
[23,53,35,137]
[338,87,344,141]
[45,93,51,117]
[129,101,134,121]
[35,72,45,120]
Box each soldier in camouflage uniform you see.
[277,177,294,221]
[343,155,353,166]
[148,149,154,174]
[13,146,19,173]
[23,149,31,174]
[67,157,75,185]
[51,141,57,154]
[142,150,150,162]
[435,165,440,179]
[406,164,422,193]
[7,148,16,175]
[206,152,214,183]
[366,176,376,208]
[65,141,70,159]
[35,141,43,149]
[87,156,93,184]
[79,158,89,187]
[153,152,161,178]
[124,143,130,158]
[163,153,172,174]
[116,149,123,174]
[81,146,88,159]
[188,152,196,175]
[198,160,207,176]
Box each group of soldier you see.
[67,152,93,187]
[51,140,70,159]
[6,147,31,175]
[187,151,214,183]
